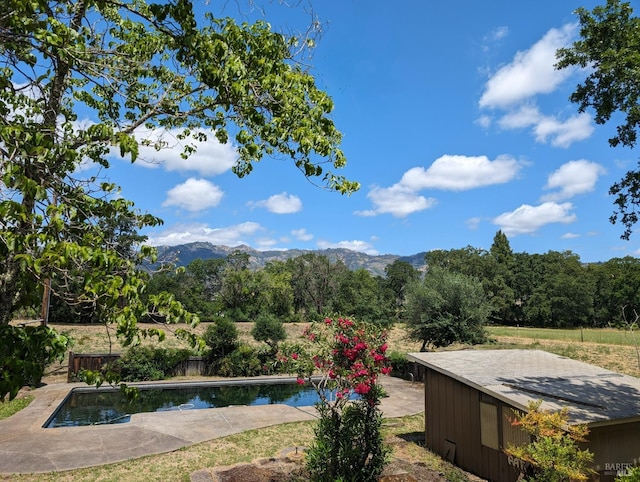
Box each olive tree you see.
[405,267,489,350]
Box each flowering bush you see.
[505,400,594,482]
[298,317,392,482]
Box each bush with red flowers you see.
[297,317,392,482]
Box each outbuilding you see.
[407,349,640,481]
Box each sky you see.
[96,0,640,262]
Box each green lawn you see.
[0,396,33,420]
[486,325,640,346]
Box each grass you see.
[486,325,640,346]
[0,395,33,420]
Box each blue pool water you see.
[44,378,329,428]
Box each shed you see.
[407,349,640,481]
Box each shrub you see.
[203,317,239,360]
[251,314,286,352]
[617,466,640,482]
[297,318,392,481]
[114,346,192,382]
[505,400,594,482]
[271,342,312,375]
[217,344,262,377]
[387,350,411,379]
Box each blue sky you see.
[99,0,640,262]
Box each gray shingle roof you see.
[408,349,640,426]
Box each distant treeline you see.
[48,231,640,329]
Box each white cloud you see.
[479,24,577,109]
[481,27,509,55]
[292,228,313,241]
[492,202,576,236]
[475,115,492,129]
[466,217,481,230]
[478,24,594,149]
[358,154,523,218]
[497,104,542,129]
[317,239,379,255]
[250,192,302,214]
[162,178,224,212]
[131,127,237,176]
[541,160,606,202]
[255,237,279,250]
[497,105,594,148]
[486,26,509,43]
[533,112,594,148]
[400,154,522,191]
[356,185,437,218]
[561,232,580,239]
[147,222,263,246]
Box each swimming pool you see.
[44,377,330,428]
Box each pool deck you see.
[0,376,424,475]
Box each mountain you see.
[152,242,427,277]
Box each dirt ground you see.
[197,458,450,482]
[193,439,483,482]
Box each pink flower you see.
[381,366,392,375]
[379,343,388,353]
[354,382,371,395]
[354,342,367,351]
[291,353,299,360]
[373,353,385,363]
[324,318,333,325]
[336,391,344,399]
[296,378,305,385]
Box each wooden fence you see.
[67,352,121,382]
[67,352,207,381]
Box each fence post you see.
[67,351,75,382]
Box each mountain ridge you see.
[153,242,427,277]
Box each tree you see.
[556,0,640,239]
[262,261,296,321]
[145,259,224,320]
[287,254,347,320]
[330,268,392,325]
[405,267,489,350]
[426,241,517,324]
[521,251,594,328]
[381,259,420,320]
[251,313,286,352]
[0,0,356,399]
[589,257,640,326]
[203,317,239,367]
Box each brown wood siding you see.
[588,422,640,481]
[424,368,523,482]
[425,369,483,474]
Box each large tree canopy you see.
[0,0,357,323]
[0,0,356,398]
[556,0,640,239]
